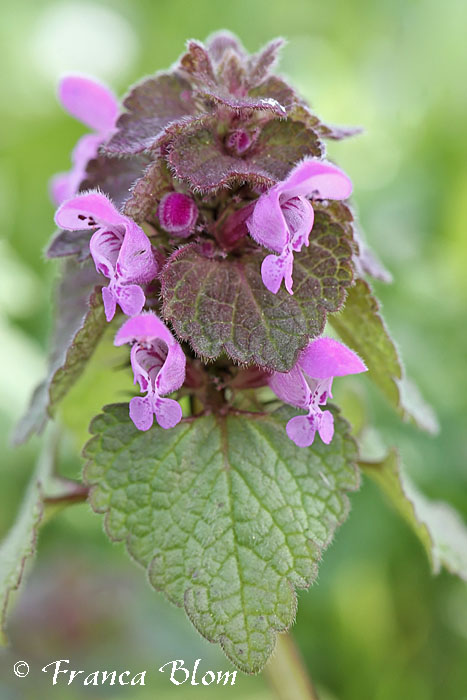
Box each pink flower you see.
[246,158,352,294]
[55,191,158,321]
[114,313,186,431]
[269,337,367,447]
[50,76,119,205]
[157,192,198,238]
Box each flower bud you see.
[225,128,258,156]
[157,192,198,237]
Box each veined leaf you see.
[84,404,359,672]
[162,210,353,372]
[361,449,467,580]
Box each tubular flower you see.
[114,313,186,431]
[246,158,352,294]
[55,191,158,321]
[269,337,367,447]
[50,76,119,205]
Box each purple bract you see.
[247,158,352,294]
[55,191,158,321]
[114,313,186,431]
[269,337,367,447]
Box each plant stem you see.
[264,632,320,700]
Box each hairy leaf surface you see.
[161,211,353,370]
[167,117,322,193]
[105,73,197,155]
[84,404,359,672]
[361,450,467,580]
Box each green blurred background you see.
[1,0,466,698]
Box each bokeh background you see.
[1,0,466,698]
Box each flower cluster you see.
[49,34,369,444]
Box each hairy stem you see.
[264,632,320,700]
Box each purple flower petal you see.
[58,75,119,133]
[50,173,72,207]
[102,286,117,322]
[269,365,311,409]
[114,312,177,347]
[156,342,186,395]
[280,158,353,201]
[298,337,367,378]
[286,415,316,447]
[246,186,287,253]
[282,197,314,251]
[129,396,154,431]
[116,223,158,284]
[317,410,334,444]
[261,250,294,294]
[154,397,183,429]
[114,283,146,318]
[49,133,102,205]
[90,228,124,277]
[55,191,125,231]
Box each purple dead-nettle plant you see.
[11,32,450,677]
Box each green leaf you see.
[0,462,44,646]
[13,260,107,444]
[161,210,353,371]
[361,450,467,580]
[0,432,87,645]
[83,404,359,673]
[329,279,438,432]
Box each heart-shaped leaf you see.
[84,404,359,672]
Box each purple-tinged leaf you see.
[216,51,247,95]
[289,104,362,141]
[247,38,285,88]
[81,153,151,209]
[198,86,288,117]
[179,40,217,84]
[45,229,92,261]
[104,74,197,155]
[315,122,363,141]
[161,210,353,370]
[206,30,246,62]
[123,159,173,224]
[248,76,298,114]
[168,117,323,193]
